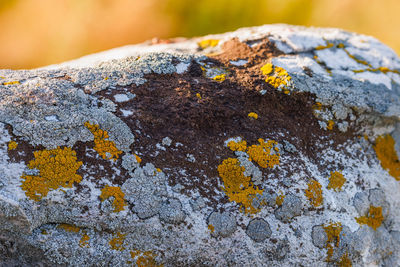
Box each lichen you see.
[58,223,80,233]
[212,74,226,82]
[305,179,323,207]
[338,252,352,267]
[84,121,122,161]
[208,224,215,233]
[217,158,263,213]
[7,140,17,150]
[79,231,90,248]
[227,140,247,152]
[275,194,285,206]
[315,42,334,50]
[327,171,346,192]
[109,232,126,251]
[100,185,126,212]
[198,39,219,49]
[323,222,342,262]
[327,120,335,130]
[260,63,292,90]
[2,81,20,85]
[248,112,258,119]
[246,138,280,169]
[130,250,162,267]
[374,134,400,180]
[20,147,83,201]
[196,93,202,99]
[355,205,384,230]
[134,154,142,164]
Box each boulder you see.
[0,24,400,266]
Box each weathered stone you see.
[0,24,400,266]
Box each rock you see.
[0,24,400,266]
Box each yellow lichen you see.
[312,102,322,110]
[315,42,334,50]
[79,231,90,248]
[41,229,48,235]
[260,63,273,75]
[355,205,384,230]
[109,232,126,251]
[156,168,162,172]
[58,223,80,233]
[134,154,142,164]
[198,39,219,49]
[276,194,285,206]
[327,171,346,192]
[305,179,323,207]
[374,134,400,180]
[84,122,122,161]
[212,74,226,82]
[196,93,202,99]
[20,147,83,201]
[7,140,18,150]
[208,224,215,233]
[323,222,342,262]
[2,81,20,85]
[246,138,280,169]
[248,112,258,119]
[217,158,263,213]
[227,140,247,152]
[338,252,352,267]
[100,185,126,212]
[130,250,162,267]
[327,120,335,130]
[343,49,371,67]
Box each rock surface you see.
[1,24,400,266]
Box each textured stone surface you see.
[1,24,400,266]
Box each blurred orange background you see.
[0,0,399,69]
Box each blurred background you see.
[0,0,399,69]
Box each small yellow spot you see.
[104,77,109,80]
[134,154,142,164]
[109,232,126,251]
[260,63,273,75]
[327,171,346,192]
[21,147,83,201]
[100,185,126,212]
[2,81,20,85]
[337,43,345,49]
[198,39,219,49]
[363,135,369,141]
[374,134,400,180]
[312,102,322,110]
[276,194,285,206]
[208,224,215,233]
[156,168,161,172]
[248,112,258,119]
[196,93,202,99]
[283,89,290,95]
[305,179,323,207]
[58,223,80,233]
[79,231,90,248]
[327,120,335,130]
[85,122,122,161]
[315,42,334,50]
[355,205,384,230]
[213,74,226,82]
[323,222,342,262]
[41,229,48,235]
[8,141,18,150]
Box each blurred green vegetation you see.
[0,0,399,69]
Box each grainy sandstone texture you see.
[1,24,400,266]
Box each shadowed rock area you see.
[1,24,400,266]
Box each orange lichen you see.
[312,102,322,110]
[344,49,371,67]
[7,140,18,150]
[130,250,162,267]
[227,140,247,152]
[246,138,280,168]
[276,194,285,206]
[20,147,82,201]
[58,223,80,233]
[134,154,142,164]
[212,74,226,82]
[208,224,215,233]
[84,122,122,161]
[305,179,323,207]
[315,42,334,50]
[338,252,352,267]
[327,120,335,130]
[323,222,342,262]
[248,112,258,119]
[374,134,400,180]
[109,232,126,251]
[79,231,90,248]
[217,158,263,213]
[198,39,219,49]
[2,81,20,85]
[327,171,346,192]
[100,185,126,212]
[355,205,384,230]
